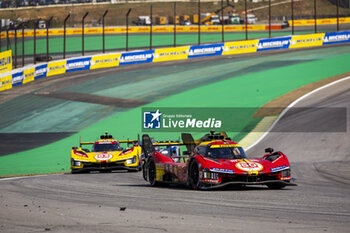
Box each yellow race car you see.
[70,132,142,173]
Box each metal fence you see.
[1,0,349,68]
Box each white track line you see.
[0,174,59,181]
[246,76,350,151]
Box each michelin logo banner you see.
[257,37,291,51]
[0,50,12,74]
[290,34,324,48]
[188,44,224,58]
[119,50,154,65]
[12,71,24,87]
[323,31,350,45]
[66,57,91,72]
[34,64,48,79]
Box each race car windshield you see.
[92,143,120,152]
[207,147,247,160]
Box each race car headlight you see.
[203,168,218,180]
[281,169,291,177]
[71,160,81,166]
[126,156,137,165]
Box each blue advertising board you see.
[119,50,154,66]
[11,71,24,87]
[188,43,224,58]
[257,37,291,51]
[66,57,91,72]
[34,64,48,80]
[323,31,350,45]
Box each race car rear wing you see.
[142,131,230,157]
[142,134,195,157]
[80,141,95,145]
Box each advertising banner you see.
[188,43,224,58]
[246,25,266,31]
[289,17,350,26]
[201,26,220,32]
[153,26,173,33]
[0,50,12,74]
[222,40,259,55]
[23,67,35,84]
[323,31,350,45]
[66,57,91,73]
[119,50,154,65]
[289,33,324,49]
[0,74,12,91]
[2,24,305,38]
[47,60,67,77]
[34,64,48,79]
[12,71,24,87]
[67,29,83,35]
[90,54,121,69]
[153,47,189,62]
[224,25,245,31]
[257,37,291,51]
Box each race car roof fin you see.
[181,133,196,152]
[142,134,156,157]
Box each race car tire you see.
[148,158,160,186]
[142,161,148,181]
[266,183,286,189]
[189,161,201,190]
[137,159,142,171]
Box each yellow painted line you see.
[238,116,278,149]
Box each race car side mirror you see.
[265,147,274,153]
[183,151,191,155]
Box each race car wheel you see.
[189,161,201,190]
[137,159,142,171]
[142,161,148,181]
[148,158,159,186]
[267,183,286,189]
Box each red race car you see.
[142,131,296,190]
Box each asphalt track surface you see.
[0,78,349,232]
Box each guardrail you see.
[1,30,350,92]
